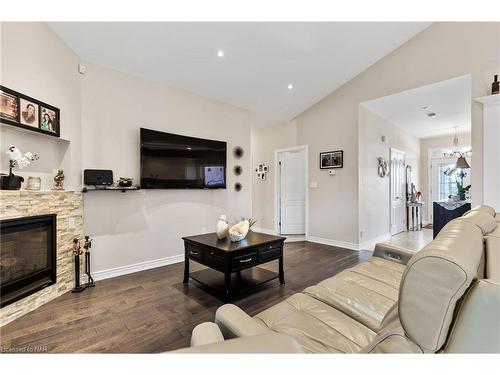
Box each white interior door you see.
[390,148,406,235]
[279,149,306,235]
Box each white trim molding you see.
[93,254,184,281]
[307,236,360,251]
[252,227,306,242]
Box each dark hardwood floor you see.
[0,242,370,353]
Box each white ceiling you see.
[362,75,471,139]
[48,22,431,125]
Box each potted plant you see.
[456,181,471,201]
[1,145,39,190]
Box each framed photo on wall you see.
[19,97,39,128]
[0,88,19,121]
[320,150,343,169]
[0,85,60,138]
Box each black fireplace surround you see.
[0,214,57,308]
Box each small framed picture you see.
[320,150,343,169]
[254,167,259,173]
[40,105,59,134]
[256,172,262,179]
[0,88,19,122]
[258,163,264,172]
[263,165,269,172]
[261,173,266,181]
[19,97,39,128]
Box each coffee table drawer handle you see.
[239,257,253,263]
[189,250,199,255]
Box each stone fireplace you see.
[1,214,57,308]
[0,191,83,326]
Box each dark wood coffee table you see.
[182,231,286,301]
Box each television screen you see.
[140,128,227,189]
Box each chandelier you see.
[443,127,472,158]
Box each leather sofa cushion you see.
[253,293,376,353]
[466,205,496,217]
[398,219,484,352]
[459,210,497,235]
[349,257,406,289]
[303,257,405,331]
[444,280,500,353]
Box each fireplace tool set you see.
[72,236,95,292]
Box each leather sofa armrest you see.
[172,333,304,353]
[190,322,224,347]
[215,304,272,338]
[373,243,415,265]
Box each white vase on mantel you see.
[216,215,229,240]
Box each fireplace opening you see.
[1,214,56,308]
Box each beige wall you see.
[251,121,298,230]
[294,22,499,246]
[1,22,82,190]
[1,22,254,279]
[420,132,472,222]
[81,63,253,275]
[358,106,420,247]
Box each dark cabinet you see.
[433,201,471,238]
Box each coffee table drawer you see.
[186,243,203,261]
[232,252,258,271]
[259,244,282,261]
[205,250,225,272]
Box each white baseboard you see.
[359,233,392,251]
[93,254,184,281]
[306,236,360,251]
[284,236,307,242]
[253,227,306,242]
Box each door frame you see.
[389,147,406,235]
[274,145,309,237]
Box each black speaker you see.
[84,169,113,186]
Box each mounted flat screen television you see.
[140,128,227,189]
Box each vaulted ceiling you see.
[49,22,431,124]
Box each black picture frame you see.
[0,85,60,138]
[320,150,343,169]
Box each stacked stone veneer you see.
[0,191,83,327]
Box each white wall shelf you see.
[0,122,71,142]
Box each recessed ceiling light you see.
[217,50,224,58]
[187,147,192,150]
[287,84,294,90]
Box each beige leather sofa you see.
[177,205,500,353]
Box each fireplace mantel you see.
[0,190,83,326]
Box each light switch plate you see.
[309,181,318,188]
